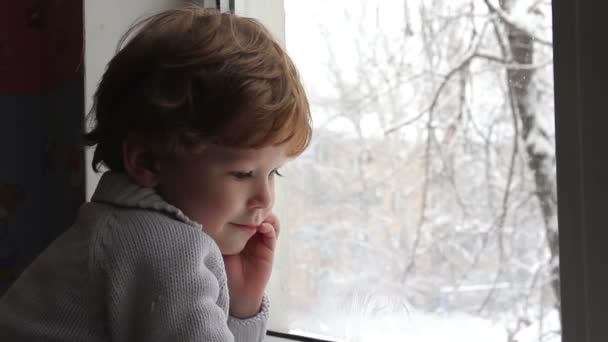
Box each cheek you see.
[200,181,241,218]
[185,193,232,231]
[269,180,277,205]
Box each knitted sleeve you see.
[228,293,270,341]
[95,210,268,341]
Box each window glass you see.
[276,0,559,341]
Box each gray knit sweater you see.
[0,172,269,341]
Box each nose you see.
[247,177,274,210]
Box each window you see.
[82,1,607,341]
[242,0,568,341]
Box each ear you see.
[122,134,161,187]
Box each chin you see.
[220,243,247,256]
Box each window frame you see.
[82,0,608,340]
[554,1,608,342]
[266,331,338,342]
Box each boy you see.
[0,5,311,341]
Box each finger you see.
[273,218,281,240]
[258,222,277,250]
[263,213,277,226]
[258,222,274,234]
[263,213,280,239]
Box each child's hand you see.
[223,212,280,319]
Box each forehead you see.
[203,144,289,164]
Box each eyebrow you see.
[212,147,257,162]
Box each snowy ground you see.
[284,310,560,342]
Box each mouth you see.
[230,222,260,231]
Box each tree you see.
[284,0,558,340]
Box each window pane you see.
[276,0,559,341]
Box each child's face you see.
[155,144,289,255]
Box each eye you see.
[229,171,253,179]
[270,169,283,177]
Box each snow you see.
[514,310,561,342]
[286,310,562,342]
[289,312,509,342]
[275,0,560,341]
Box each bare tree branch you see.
[483,0,552,46]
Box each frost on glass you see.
[279,0,558,341]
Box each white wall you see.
[236,0,286,46]
[83,0,176,199]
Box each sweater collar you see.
[91,171,201,228]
